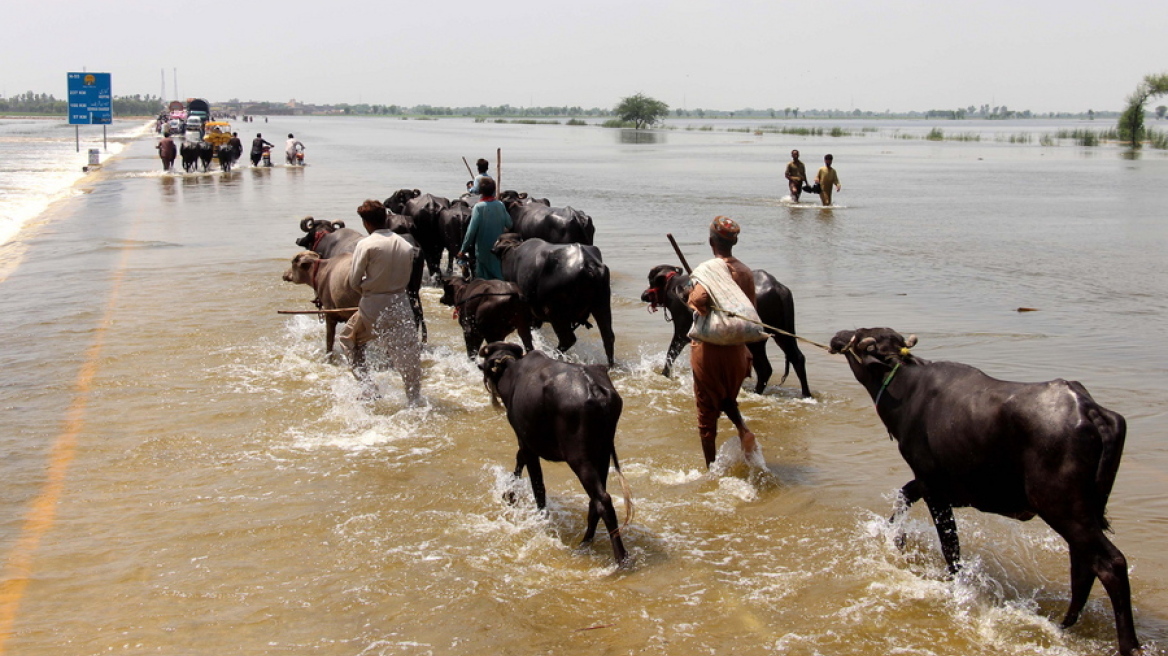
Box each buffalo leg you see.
[1050,518,1140,655]
[570,459,628,564]
[924,496,961,574]
[526,455,547,510]
[503,449,527,504]
[662,332,689,378]
[515,315,535,354]
[462,329,484,359]
[408,290,427,344]
[550,320,578,356]
[591,302,616,367]
[747,341,773,393]
[891,480,924,550]
[325,317,338,357]
[776,335,812,397]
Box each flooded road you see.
[1,116,1165,654]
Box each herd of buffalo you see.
[280,188,1142,655]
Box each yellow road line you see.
[0,208,139,654]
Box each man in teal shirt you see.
[458,177,512,279]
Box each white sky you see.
[7,0,1166,113]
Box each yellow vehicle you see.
[203,121,233,150]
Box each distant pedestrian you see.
[814,154,841,206]
[156,134,177,172]
[784,149,807,202]
[458,177,512,279]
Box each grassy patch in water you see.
[601,119,635,128]
[566,118,587,126]
[926,127,944,141]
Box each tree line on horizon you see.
[1,90,1153,123]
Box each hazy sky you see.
[7,0,1166,113]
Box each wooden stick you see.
[496,147,501,191]
[462,156,474,179]
[277,308,357,315]
[666,233,693,274]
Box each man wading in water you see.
[784,149,807,203]
[339,200,424,405]
[814,154,842,206]
[687,216,760,467]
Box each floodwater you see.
[0,116,1166,655]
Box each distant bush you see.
[601,119,635,128]
[926,127,944,141]
[566,118,587,126]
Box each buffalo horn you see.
[858,337,877,352]
[299,216,316,232]
[331,221,345,230]
[905,334,918,348]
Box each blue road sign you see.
[67,72,112,125]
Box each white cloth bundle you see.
[686,258,768,345]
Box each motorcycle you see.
[261,145,272,167]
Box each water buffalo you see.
[499,191,594,245]
[641,264,811,397]
[439,276,533,357]
[180,141,200,172]
[385,189,451,278]
[217,143,239,172]
[478,341,631,565]
[492,233,615,366]
[295,217,427,342]
[197,141,214,172]
[828,327,1139,656]
[282,251,359,356]
[438,200,472,274]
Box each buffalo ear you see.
[905,334,918,348]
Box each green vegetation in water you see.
[926,127,945,141]
[756,125,825,136]
[1040,133,1057,146]
[614,93,669,129]
[1148,127,1168,149]
[601,119,636,128]
[566,118,587,126]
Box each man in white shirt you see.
[285,133,305,165]
[339,199,423,404]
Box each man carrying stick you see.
[339,200,424,405]
[686,216,760,467]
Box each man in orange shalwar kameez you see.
[687,216,759,467]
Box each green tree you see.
[614,93,669,129]
[1118,73,1168,148]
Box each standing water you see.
[0,116,1165,655]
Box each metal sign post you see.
[67,72,113,153]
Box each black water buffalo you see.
[641,264,811,397]
[438,200,472,274]
[828,327,1139,656]
[479,341,630,565]
[217,143,239,172]
[296,217,362,259]
[499,191,594,245]
[295,217,427,342]
[385,189,451,277]
[282,251,359,356]
[197,141,214,172]
[180,141,200,172]
[493,233,615,366]
[439,276,534,357]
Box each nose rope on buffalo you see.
[667,232,833,353]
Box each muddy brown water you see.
[0,117,1165,655]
